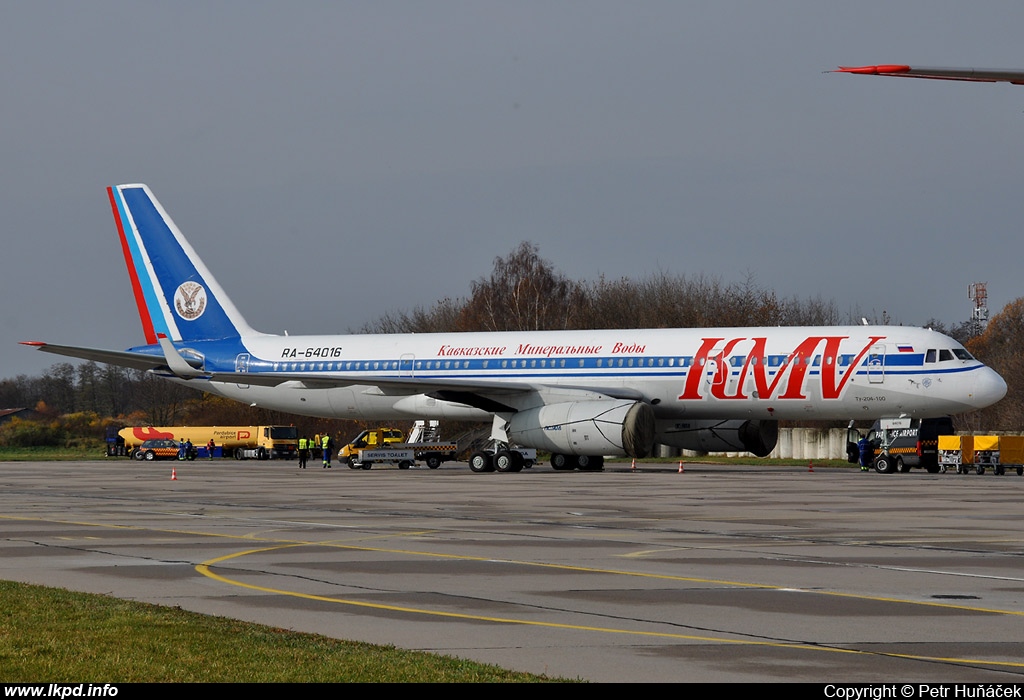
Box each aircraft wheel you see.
[550,453,573,471]
[577,455,604,471]
[495,450,523,473]
[873,455,895,474]
[469,451,494,473]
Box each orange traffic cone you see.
[171,468,178,481]
[678,460,684,473]
[631,458,636,471]
[807,461,814,473]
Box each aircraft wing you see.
[19,341,179,373]
[833,65,1024,84]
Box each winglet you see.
[157,334,207,379]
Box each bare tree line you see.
[362,242,848,335]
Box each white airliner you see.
[833,65,1024,85]
[22,185,1007,471]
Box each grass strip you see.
[0,581,567,682]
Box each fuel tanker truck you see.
[113,425,298,460]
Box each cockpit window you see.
[925,349,936,363]
[952,349,973,361]
[938,349,953,362]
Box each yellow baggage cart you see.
[995,435,1024,476]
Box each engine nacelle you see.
[655,419,778,457]
[507,400,656,458]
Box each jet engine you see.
[507,400,656,458]
[655,419,778,457]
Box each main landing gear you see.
[550,453,604,471]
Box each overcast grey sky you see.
[3,1,1023,379]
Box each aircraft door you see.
[710,353,727,391]
[867,344,885,384]
[399,353,415,378]
[235,353,250,389]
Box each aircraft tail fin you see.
[108,184,259,344]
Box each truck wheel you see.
[361,461,372,470]
[349,462,360,469]
[425,455,442,470]
[398,461,412,470]
[873,455,895,474]
[896,458,911,473]
[257,447,268,460]
[235,448,244,460]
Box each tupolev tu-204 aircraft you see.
[21,185,1007,471]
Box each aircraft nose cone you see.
[972,367,1007,409]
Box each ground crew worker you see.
[207,439,215,460]
[322,433,332,468]
[858,435,872,472]
[178,439,186,461]
[185,438,193,461]
[298,436,309,469]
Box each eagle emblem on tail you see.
[174,282,207,321]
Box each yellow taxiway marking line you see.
[5,512,1024,668]
[197,543,1024,669]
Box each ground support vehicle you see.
[118,425,297,461]
[994,436,1024,476]
[966,435,1000,475]
[861,417,953,474]
[132,439,192,461]
[338,428,405,464]
[342,424,461,470]
[937,435,962,474]
[348,442,460,470]
[945,435,1023,476]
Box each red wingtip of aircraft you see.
[19,341,46,347]
[835,65,911,75]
